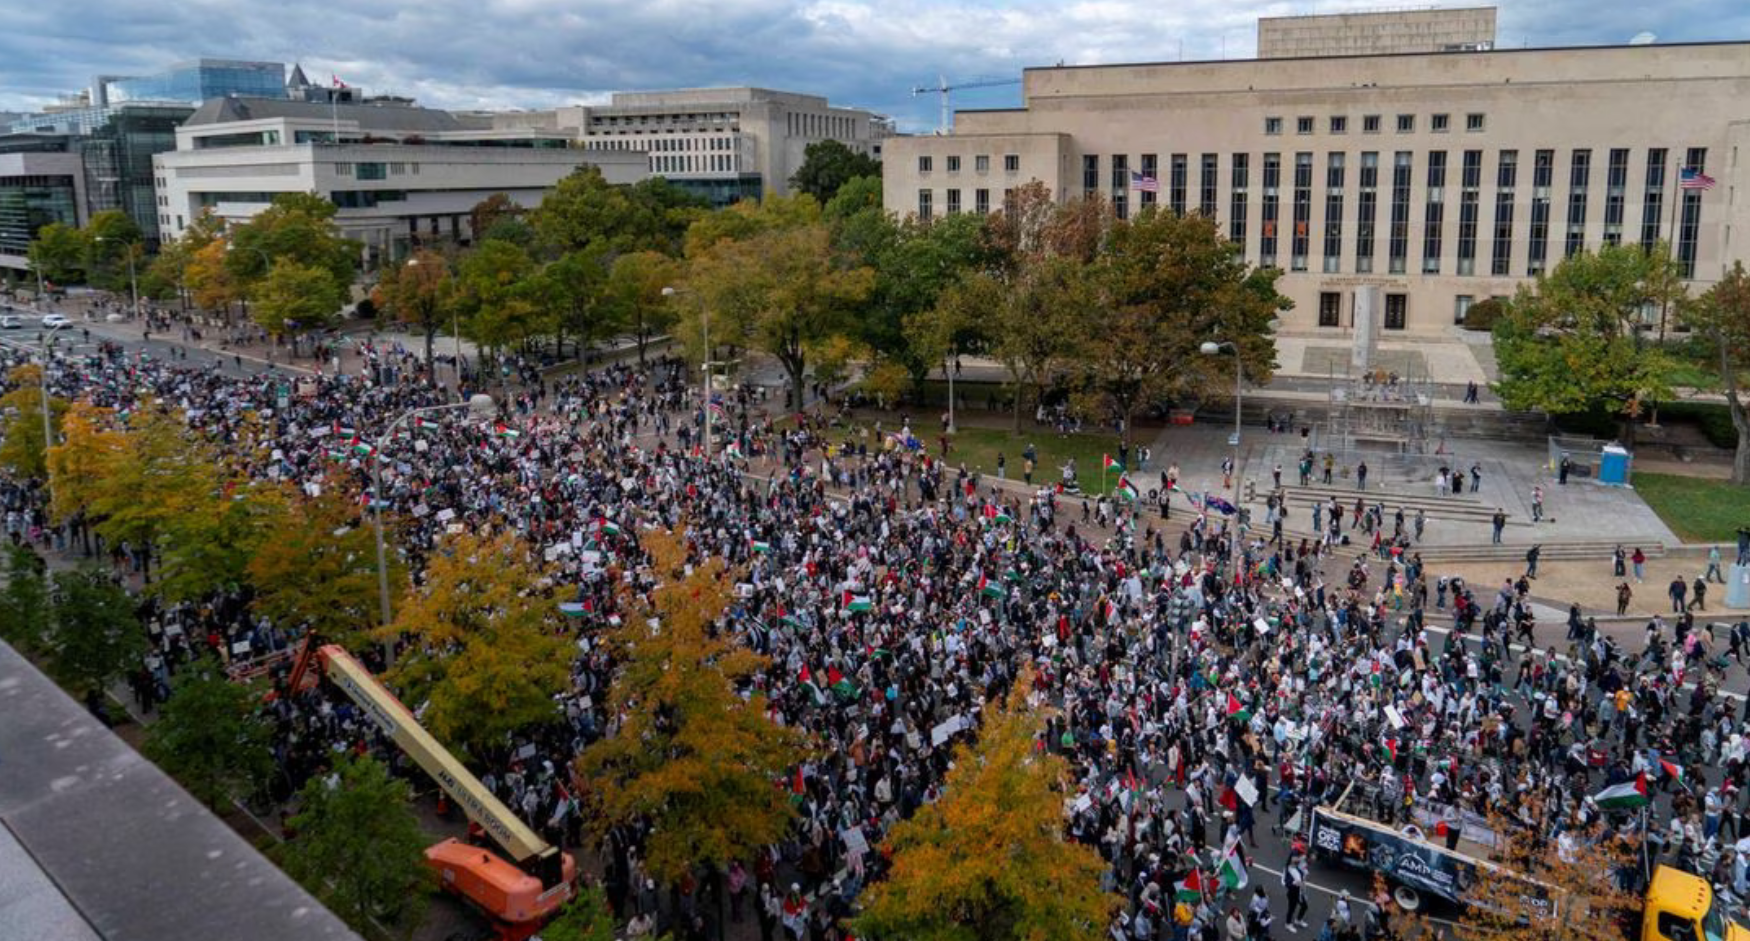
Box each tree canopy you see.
[282,754,432,932]
[854,676,1118,941]
[1688,260,1750,484]
[789,140,881,206]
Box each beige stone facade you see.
[883,42,1750,337]
[1258,7,1496,59]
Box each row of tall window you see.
[1035,147,1710,278]
[1265,112,1487,136]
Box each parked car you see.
[0,315,20,329]
[41,314,71,329]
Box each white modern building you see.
[514,87,891,206]
[153,97,646,265]
[883,31,1750,337]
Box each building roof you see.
[0,641,361,941]
[184,96,489,133]
[286,64,310,89]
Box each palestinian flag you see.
[325,448,348,460]
[827,667,859,700]
[1660,759,1684,785]
[1174,869,1211,903]
[798,666,828,706]
[978,576,1007,600]
[1226,692,1252,722]
[1116,477,1139,502]
[413,416,438,431]
[1121,770,1144,811]
[982,504,1013,524]
[780,614,809,631]
[1217,845,1249,890]
[350,437,375,457]
[725,441,744,459]
[1103,454,1124,473]
[493,423,520,439]
[751,540,772,554]
[1595,774,1651,811]
[333,423,357,438]
[846,595,874,613]
[558,602,589,618]
[1381,738,1399,763]
[596,518,622,537]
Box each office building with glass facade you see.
[0,135,86,270]
[101,59,286,107]
[883,40,1750,338]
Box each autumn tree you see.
[47,567,145,697]
[184,239,242,315]
[247,488,394,650]
[928,260,1084,432]
[144,658,276,809]
[1493,243,1681,437]
[46,401,126,526]
[604,249,680,364]
[789,139,881,205]
[374,248,458,369]
[0,364,67,478]
[1081,208,1287,443]
[1688,261,1750,484]
[377,530,570,755]
[282,754,432,932]
[82,402,220,582]
[682,215,874,409]
[854,676,1118,941]
[577,531,808,884]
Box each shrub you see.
[1463,297,1507,331]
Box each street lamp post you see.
[1200,340,1244,576]
[946,345,957,435]
[38,322,67,465]
[372,394,496,663]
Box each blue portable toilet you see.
[1599,444,1632,486]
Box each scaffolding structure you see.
[1324,374,1437,454]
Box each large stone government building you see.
[883,18,1750,337]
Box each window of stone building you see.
[947,155,960,172]
[1297,116,1314,135]
[975,155,990,172]
[1265,117,1283,136]
[1004,154,1020,172]
[1318,292,1342,327]
[1466,113,1485,132]
[1363,115,1381,134]
[1396,114,1415,133]
[1330,116,1347,135]
[1385,293,1408,330]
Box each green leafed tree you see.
[225,193,359,300]
[604,249,680,364]
[1492,242,1680,435]
[80,209,144,293]
[250,257,348,340]
[144,659,275,809]
[157,481,291,604]
[282,754,432,933]
[27,221,87,287]
[789,139,882,206]
[1687,261,1750,484]
[577,533,808,884]
[538,882,618,941]
[0,543,50,653]
[854,676,1119,941]
[48,568,145,697]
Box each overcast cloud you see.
[4,0,1745,131]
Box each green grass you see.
[1662,362,1727,392]
[829,421,1136,494]
[1633,471,1750,543]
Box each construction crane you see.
[910,74,1023,134]
[283,640,577,940]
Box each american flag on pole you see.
[1129,170,1160,193]
[1680,168,1716,190]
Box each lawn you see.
[828,420,1139,495]
[1633,471,1750,543]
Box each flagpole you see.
[1660,151,1683,341]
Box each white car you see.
[0,315,19,329]
[40,314,70,329]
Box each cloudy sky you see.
[5,0,1745,131]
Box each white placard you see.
[1234,776,1259,807]
[841,826,868,856]
[435,508,456,523]
[412,503,430,518]
[1385,705,1406,729]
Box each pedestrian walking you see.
[1530,486,1544,523]
[1669,576,1688,614]
[1525,544,1542,580]
[1633,546,1646,581]
[1617,581,1634,616]
[1706,546,1725,583]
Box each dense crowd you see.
[3,328,1748,941]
